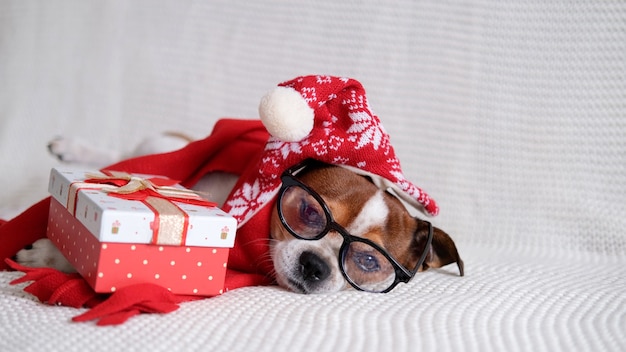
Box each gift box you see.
[46,168,238,296]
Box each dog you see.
[269,160,463,293]
[16,136,463,294]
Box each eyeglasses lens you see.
[280,185,328,239]
[342,241,397,293]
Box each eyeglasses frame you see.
[276,160,434,293]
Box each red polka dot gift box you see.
[46,168,237,296]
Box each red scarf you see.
[0,118,276,325]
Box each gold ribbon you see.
[85,171,204,199]
[143,196,188,246]
[69,171,215,246]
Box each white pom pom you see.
[258,86,314,142]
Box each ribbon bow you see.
[84,171,217,246]
[85,171,213,203]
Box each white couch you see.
[1,1,624,351]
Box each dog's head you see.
[269,161,464,294]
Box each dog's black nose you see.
[299,251,330,282]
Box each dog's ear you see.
[413,220,464,276]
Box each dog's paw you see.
[47,136,85,163]
[48,136,119,166]
[15,238,76,273]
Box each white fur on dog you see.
[345,191,389,237]
[15,238,75,273]
[270,235,347,293]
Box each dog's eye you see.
[280,186,328,238]
[351,251,381,273]
[298,198,325,229]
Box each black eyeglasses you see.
[276,161,433,293]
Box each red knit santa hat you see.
[223,75,439,226]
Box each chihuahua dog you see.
[269,160,463,294]
[17,137,463,294]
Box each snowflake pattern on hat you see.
[224,75,438,227]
